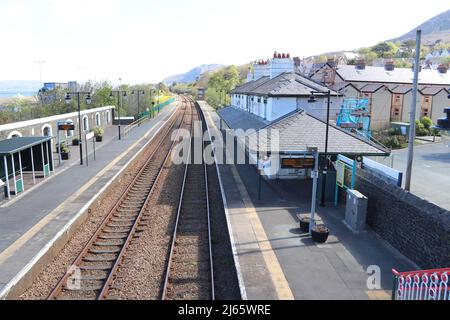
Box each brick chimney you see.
[327,57,336,68]
[355,59,366,70]
[384,60,395,71]
[437,64,448,74]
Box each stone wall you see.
[0,106,114,140]
[353,168,450,269]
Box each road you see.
[391,135,450,210]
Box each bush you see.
[94,127,104,137]
[60,142,69,153]
[421,117,433,130]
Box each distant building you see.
[38,81,78,104]
[308,60,450,129]
[197,88,206,100]
[230,52,341,123]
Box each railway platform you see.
[200,101,416,300]
[0,102,178,298]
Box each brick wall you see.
[352,169,450,269]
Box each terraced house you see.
[308,59,450,130]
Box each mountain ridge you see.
[389,10,450,44]
[162,64,224,85]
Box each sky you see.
[0,0,449,85]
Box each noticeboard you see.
[281,157,315,169]
[336,160,346,187]
[58,123,75,131]
[86,132,95,140]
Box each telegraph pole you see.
[34,60,46,87]
[405,29,421,192]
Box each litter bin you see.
[344,189,368,233]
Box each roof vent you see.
[355,59,366,70]
[327,57,336,68]
[384,60,395,71]
[437,64,448,74]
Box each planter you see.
[299,216,311,233]
[311,226,330,243]
[95,136,103,142]
[61,152,70,160]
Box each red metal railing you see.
[392,268,450,300]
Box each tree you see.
[371,42,398,58]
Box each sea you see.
[0,92,36,99]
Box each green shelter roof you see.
[0,137,52,156]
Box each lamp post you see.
[110,90,128,140]
[308,90,332,207]
[65,91,92,165]
[157,85,160,114]
[131,90,145,126]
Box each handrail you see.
[392,268,450,277]
[392,267,450,300]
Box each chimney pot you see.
[282,53,286,59]
[287,53,290,58]
[438,64,448,74]
[384,59,395,71]
[356,59,366,70]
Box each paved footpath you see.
[0,102,177,295]
[200,102,416,300]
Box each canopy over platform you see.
[0,136,54,200]
[0,137,53,156]
[218,106,389,157]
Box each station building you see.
[221,53,389,180]
[230,53,342,122]
[308,60,450,130]
[0,106,115,141]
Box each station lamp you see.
[308,91,317,103]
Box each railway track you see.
[47,97,192,300]
[162,99,215,300]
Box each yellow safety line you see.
[0,107,177,266]
[205,106,294,300]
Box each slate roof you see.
[231,72,340,97]
[336,65,450,86]
[359,83,385,93]
[389,85,412,94]
[219,107,388,156]
[419,86,448,96]
[230,76,269,95]
[329,82,358,92]
[217,107,269,131]
[0,136,52,156]
[248,111,388,156]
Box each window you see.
[42,124,52,137]
[7,131,22,139]
[95,113,101,127]
[82,116,89,131]
[424,97,430,103]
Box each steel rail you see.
[161,97,215,300]
[48,99,187,300]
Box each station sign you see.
[86,132,95,140]
[281,157,315,169]
[58,123,75,131]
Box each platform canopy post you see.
[18,151,25,192]
[3,155,10,199]
[11,153,16,195]
[41,143,46,178]
[30,146,36,185]
[45,141,51,176]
